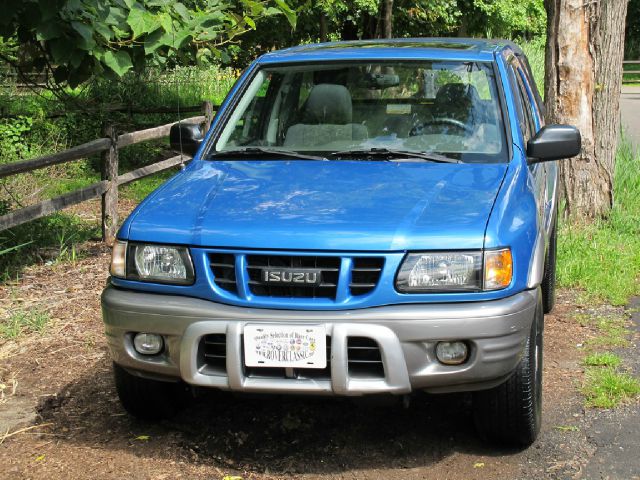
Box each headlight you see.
[396,252,482,292]
[396,248,512,292]
[110,241,194,285]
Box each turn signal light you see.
[484,248,513,290]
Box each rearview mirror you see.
[527,125,581,163]
[170,123,204,157]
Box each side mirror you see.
[170,123,204,157]
[527,124,581,163]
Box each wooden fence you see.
[0,101,216,245]
[623,60,640,83]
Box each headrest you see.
[302,84,353,124]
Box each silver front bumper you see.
[101,285,538,395]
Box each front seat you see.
[284,84,368,147]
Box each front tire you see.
[113,363,190,420]
[472,291,543,447]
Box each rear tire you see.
[540,214,557,314]
[472,291,543,447]
[113,363,190,420]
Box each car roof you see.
[258,38,522,64]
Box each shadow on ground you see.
[36,358,522,475]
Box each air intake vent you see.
[246,255,340,299]
[350,258,384,296]
[199,334,227,374]
[347,337,384,378]
[210,253,237,294]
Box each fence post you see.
[101,124,119,246]
[202,100,213,132]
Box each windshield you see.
[213,61,508,163]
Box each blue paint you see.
[115,38,557,310]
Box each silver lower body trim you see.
[102,285,538,395]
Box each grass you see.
[121,169,179,203]
[583,352,622,368]
[0,308,50,340]
[583,367,640,408]
[557,137,640,305]
[0,213,99,280]
[520,36,545,94]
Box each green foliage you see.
[583,367,640,408]
[0,308,50,340]
[0,0,295,86]
[0,116,34,162]
[625,0,640,59]
[465,0,546,39]
[584,352,622,368]
[122,169,177,202]
[0,213,99,280]
[558,138,640,305]
[520,36,545,94]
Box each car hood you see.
[125,160,507,251]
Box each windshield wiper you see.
[329,148,461,164]
[207,147,328,161]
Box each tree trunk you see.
[544,0,628,220]
[319,12,328,42]
[382,0,394,38]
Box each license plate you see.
[243,324,327,369]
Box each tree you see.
[544,0,629,219]
[0,0,295,88]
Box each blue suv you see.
[102,38,581,447]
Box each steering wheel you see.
[409,118,474,136]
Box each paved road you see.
[621,86,640,148]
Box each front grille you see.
[246,255,340,299]
[198,334,227,374]
[350,258,384,296]
[243,336,332,380]
[210,253,237,294]
[347,337,385,378]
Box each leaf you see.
[71,22,96,50]
[158,12,173,33]
[473,462,485,468]
[244,16,256,30]
[274,0,297,29]
[94,22,114,41]
[102,50,133,77]
[134,435,150,441]
[144,28,166,55]
[49,39,74,63]
[127,5,158,38]
[173,3,191,22]
[35,454,46,462]
[222,476,243,480]
[105,7,127,26]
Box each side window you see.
[507,64,531,142]
[516,68,541,132]
[516,75,535,142]
[225,73,274,147]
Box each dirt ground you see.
[0,241,638,480]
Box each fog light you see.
[133,333,164,355]
[436,341,468,365]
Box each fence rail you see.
[0,101,216,244]
[623,60,640,83]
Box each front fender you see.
[484,149,540,292]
